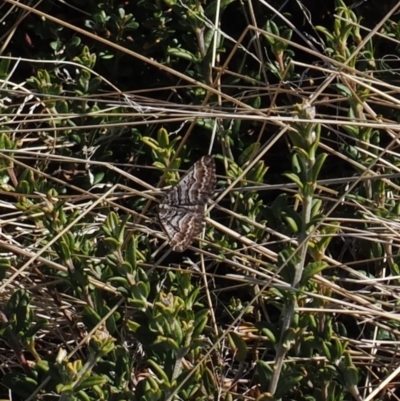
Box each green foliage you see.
[0,0,398,400]
[142,127,184,184]
[263,19,295,79]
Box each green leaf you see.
[59,237,72,260]
[109,212,120,233]
[332,83,352,97]
[330,337,345,361]
[153,161,167,170]
[321,340,332,360]
[275,370,305,399]
[205,0,235,18]
[1,372,38,399]
[0,55,11,79]
[282,213,299,233]
[147,358,171,385]
[25,319,48,339]
[75,375,108,392]
[301,261,329,286]
[106,311,117,334]
[284,172,303,190]
[83,306,102,326]
[0,258,10,280]
[248,160,268,183]
[232,119,241,135]
[103,237,120,251]
[193,309,208,337]
[36,359,50,373]
[130,281,150,307]
[315,25,335,41]
[238,143,260,166]
[88,77,102,93]
[228,332,248,362]
[93,172,105,185]
[256,322,278,343]
[341,365,359,389]
[157,127,170,148]
[257,360,272,392]
[126,236,137,272]
[76,390,91,401]
[142,136,162,151]
[126,319,140,332]
[252,96,261,109]
[311,153,328,182]
[311,199,322,218]
[167,47,200,63]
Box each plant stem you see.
[269,170,314,395]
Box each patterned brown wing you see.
[158,155,216,252]
[158,207,205,252]
[160,155,216,207]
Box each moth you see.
[158,156,216,252]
